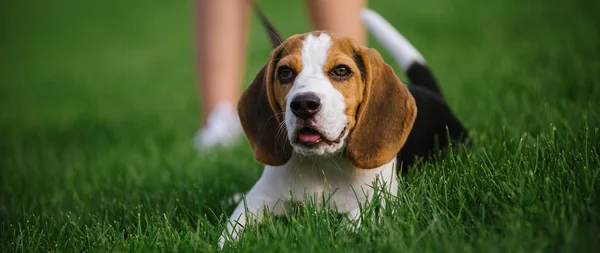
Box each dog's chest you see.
[259,155,397,213]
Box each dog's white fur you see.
[286,34,349,156]
[219,33,399,248]
[219,8,423,248]
[360,8,425,71]
[219,154,398,248]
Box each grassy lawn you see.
[1,0,599,251]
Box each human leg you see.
[305,0,367,45]
[193,0,248,150]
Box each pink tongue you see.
[298,133,321,143]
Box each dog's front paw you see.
[217,232,228,250]
[218,227,239,249]
[218,219,243,249]
[341,208,362,233]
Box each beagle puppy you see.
[219,9,467,248]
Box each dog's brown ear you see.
[346,47,417,169]
[238,63,292,166]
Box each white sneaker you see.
[193,101,243,152]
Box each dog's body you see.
[220,154,398,247]
[218,8,467,248]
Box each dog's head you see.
[238,32,416,169]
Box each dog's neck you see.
[289,152,353,176]
[259,151,397,212]
[272,151,396,184]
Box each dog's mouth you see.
[294,126,347,147]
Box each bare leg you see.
[193,0,248,150]
[194,0,248,124]
[305,0,367,45]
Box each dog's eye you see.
[278,67,296,84]
[330,65,352,81]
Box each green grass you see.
[1,0,599,252]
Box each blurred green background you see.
[1,0,599,252]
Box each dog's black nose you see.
[290,93,321,119]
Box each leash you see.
[248,1,283,48]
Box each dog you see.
[218,8,468,248]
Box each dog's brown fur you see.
[238,32,416,168]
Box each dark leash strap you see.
[248,1,283,48]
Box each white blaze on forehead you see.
[286,32,347,155]
[301,33,331,75]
